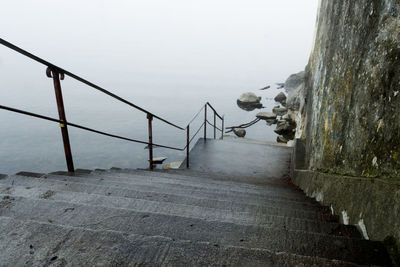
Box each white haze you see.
[0,0,318,174]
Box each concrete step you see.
[112,168,306,192]
[115,169,325,205]
[42,173,317,204]
[91,169,311,199]
[0,176,337,225]
[80,173,316,206]
[106,168,300,188]
[0,186,360,238]
[0,194,389,265]
[0,216,360,267]
[1,174,327,213]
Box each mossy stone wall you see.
[304,0,400,179]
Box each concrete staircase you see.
[0,168,390,266]
[0,139,392,266]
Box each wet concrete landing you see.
[184,138,292,179]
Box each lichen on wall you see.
[303,0,400,179]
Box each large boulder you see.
[282,113,295,122]
[238,92,261,103]
[237,92,262,111]
[266,119,278,126]
[282,132,295,141]
[277,135,288,143]
[233,128,246,137]
[274,120,296,140]
[256,112,277,120]
[257,111,278,126]
[274,92,287,106]
[272,106,288,116]
[284,71,305,93]
[285,71,306,111]
[275,120,296,132]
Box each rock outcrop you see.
[285,71,305,93]
[274,92,287,106]
[236,92,262,111]
[272,106,287,116]
[256,112,277,120]
[274,120,296,141]
[233,128,246,137]
[285,71,305,112]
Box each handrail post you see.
[46,67,74,172]
[147,113,154,170]
[221,116,224,140]
[213,112,216,139]
[204,104,207,142]
[186,125,190,168]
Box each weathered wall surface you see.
[293,168,400,243]
[303,0,400,179]
[290,1,400,261]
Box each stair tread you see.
[2,174,325,211]
[0,194,388,265]
[0,216,361,267]
[41,173,315,204]
[117,168,301,189]
[0,187,360,237]
[0,176,331,223]
[91,169,311,198]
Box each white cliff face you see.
[298,0,400,178]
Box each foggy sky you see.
[0,0,318,94]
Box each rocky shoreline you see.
[228,71,305,145]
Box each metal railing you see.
[0,38,224,171]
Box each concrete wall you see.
[303,0,400,179]
[291,139,400,264]
[293,169,400,242]
[290,1,400,262]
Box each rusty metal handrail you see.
[206,102,223,120]
[0,103,221,169]
[0,105,182,151]
[184,121,206,168]
[206,120,222,132]
[0,38,224,171]
[186,105,205,127]
[188,123,205,145]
